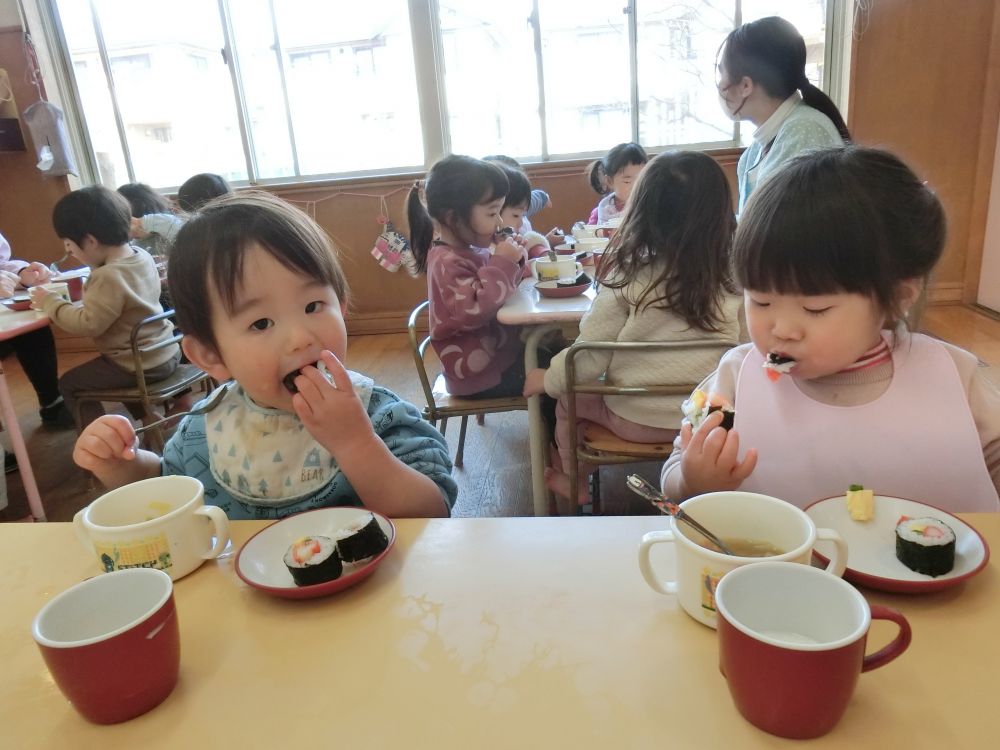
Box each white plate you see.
[235,508,395,599]
[806,495,989,593]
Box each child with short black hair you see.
[36,186,179,429]
[662,146,1000,512]
[586,142,648,224]
[74,192,456,519]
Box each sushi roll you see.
[762,352,796,382]
[681,390,735,430]
[283,536,342,586]
[556,272,590,288]
[895,516,956,577]
[335,513,390,563]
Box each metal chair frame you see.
[407,300,527,467]
[72,309,215,451]
[564,339,737,515]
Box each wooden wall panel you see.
[848,0,1000,302]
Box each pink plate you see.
[805,495,990,593]
[236,508,396,600]
[535,279,591,298]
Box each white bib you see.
[205,372,374,506]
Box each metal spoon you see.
[135,381,233,436]
[49,251,71,274]
[626,474,735,555]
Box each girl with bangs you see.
[662,146,1000,512]
[407,155,531,398]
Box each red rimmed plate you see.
[805,495,989,593]
[236,508,396,600]
[2,294,32,311]
[535,279,591,298]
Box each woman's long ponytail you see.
[800,78,851,142]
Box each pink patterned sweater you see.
[427,242,524,396]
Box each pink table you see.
[0,308,50,521]
[498,278,595,515]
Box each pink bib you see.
[734,334,999,512]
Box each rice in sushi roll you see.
[284,536,342,586]
[335,513,389,563]
[895,516,956,577]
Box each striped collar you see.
[838,338,891,374]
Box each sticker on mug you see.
[94,535,173,573]
[700,567,723,614]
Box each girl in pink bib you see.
[661,146,1000,512]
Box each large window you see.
[49,0,837,189]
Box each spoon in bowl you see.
[626,474,735,555]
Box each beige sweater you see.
[544,265,743,428]
[661,340,1000,499]
[39,247,177,372]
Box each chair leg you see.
[455,415,469,468]
[591,468,602,515]
[440,417,448,436]
[476,414,485,426]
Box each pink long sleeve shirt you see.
[426,241,523,396]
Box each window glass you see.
[438,1,542,159]
[537,0,632,154]
[81,0,249,187]
[231,0,424,177]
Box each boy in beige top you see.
[33,187,179,429]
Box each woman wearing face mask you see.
[717,16,850,214]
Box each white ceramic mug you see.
[637,491,847,628]
[532,258,584,281]
[574,237,610,255]
[572,223,597,238]
[74,475,229,580]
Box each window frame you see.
[37,0,849,191]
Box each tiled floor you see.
[1,304,998,522]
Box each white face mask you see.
[205,373,374,506]
[718,82,750,122]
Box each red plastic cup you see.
[715,561,910,739]
[32,568,180,724]
[65,275,84,301]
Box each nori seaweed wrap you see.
[336,513,390,562]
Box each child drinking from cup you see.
[74,192,457,519]
[524,151,742,505]
[34,187,180,430]
[484,154,563,246]
[586,142,648,225]
[492,163,552,270]
[406,155,532,399]
[662,146,1000,511]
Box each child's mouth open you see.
[763,352,797,382]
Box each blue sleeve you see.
[527,189,550,217]
[367,387,458,513]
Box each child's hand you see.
[545,227,564,246]
[28,285,51,306]
[130,217,150,239]
[292,350,377,461]
[523,367,548,397]
[19,262,52,287]
[494,237,526,265]
[0,271,18,298]
[73,415,139,471]
[678,409,757,496]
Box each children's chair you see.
[407,301,526,467]
[563,339,737,515]
[71,310,215,451]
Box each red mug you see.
[715,561,910,739]
[31,568,180,724]
[66,274,84,301]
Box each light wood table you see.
[0,307,50,521]
[1,515,997,748]
[498,278,595,515]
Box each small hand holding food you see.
[679,409,758,495]
[523,367,548,397]
[545,227,565,246]
[0,270,18,298]
[291,350,376,460]
[28,285,51,307]
[494,234,527,265]
[19,262,52,287]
